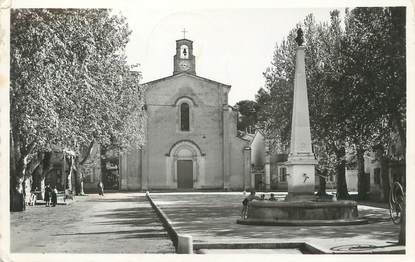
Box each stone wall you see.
[227,109,249,190]
[116,73,251,191]
[119,149,142,190]
[144,74,226,189]
[345,169,358,192]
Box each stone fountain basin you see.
[237,200,368,226]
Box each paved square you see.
[10,192,403,254]
[11,193,175,253]
[150,192,402,253]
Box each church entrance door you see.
[177,160,193,189]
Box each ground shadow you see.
[83,196,172,240]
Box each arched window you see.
[180,45,189,59]
[180,103,190,131]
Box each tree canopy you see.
[234,100,258,133]
[10,9,146,210]
[255,7,406,198]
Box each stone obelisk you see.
[285,28,317,201]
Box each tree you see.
[340,7,406,199]
[303,11,351,198]
[256,30,296,153]
[256,12,350,198]
[234,100,258,133]
[256,8,405,200]
[10,9,145,211]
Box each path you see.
[11,193,175,253]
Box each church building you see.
[118,37,252,190]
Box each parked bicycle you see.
[388,181,405,245]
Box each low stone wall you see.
[237,199,368,226]
[146,194,179,249]
[193,242,326,254]
[248,200,359,220]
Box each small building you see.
[346,141,405,201]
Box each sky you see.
[119,8,344,105]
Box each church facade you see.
[118,38,252,190]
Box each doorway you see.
[254,173,265,191]
[102,158,119,190]
[177,160,193,189]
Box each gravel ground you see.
[10,193,175,253]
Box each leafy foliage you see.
[341,7,406,153]
[234,100,258,133]
[255,8,406,198]
[10,9,145,208]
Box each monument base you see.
[285,192,316,201]
[237,217,368,226]
[285,153,317,198]
[237,199,367,226]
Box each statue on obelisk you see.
[285,27,318,201]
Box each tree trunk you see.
[39,177,45,200]
[67,156,74,191]
[80,178,85,195]
[335,146,350,199]
[32,161,43,199]
[12,155,40,211]
[74,165,79,194]
[73,158,84,195]
[23,176,32,205]
[76,169,85,195]
[37,152,52,200]
[10,148,28,212]
[392,115,405,160]
[75,141,95,195]
[10,131,38,211]
[316,169,328,196]
[10,134,19,211]
[380,157,390,202]
[399,200,406,245]
[10,167,25,212]
[74,167,85,195]
[356,148,368,200]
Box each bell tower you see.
[173,30,196,75]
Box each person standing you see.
[29,187,38,206]
[51,186,58,207]
[241,191,261,219]
[97,181,104,196]
[44,184,52,207]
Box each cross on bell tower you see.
[182,28,187,39]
